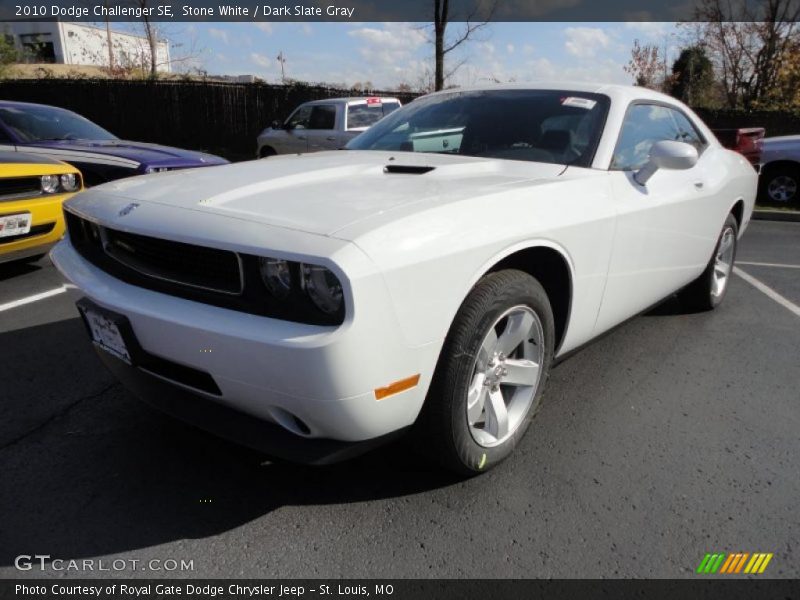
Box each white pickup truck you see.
[256,96,401,157]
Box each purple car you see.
[0,101,228,185]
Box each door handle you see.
[694,181,704,189]
[326,136,337,141]
[297,135,306,140]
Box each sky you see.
[165,21,685,89]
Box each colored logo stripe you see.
[697,553,773,574]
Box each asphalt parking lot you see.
[1,220,798,579]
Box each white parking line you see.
[737,261,800,270]
[0,285,68,313]
[734,267,800,318]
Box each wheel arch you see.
[761,159,800,175]
[461,242,574,355]
[730,198,745,230]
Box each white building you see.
[3,22,171,72]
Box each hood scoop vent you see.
[383,164,435,175]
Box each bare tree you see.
[113,0,160,77]
[432,0,496,91]
[624,39,663,89]
[139,0,159,78]
[687,0,800,108]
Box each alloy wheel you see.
[712,227,735,299]
[767,175,797,203]
[466,305,545,447]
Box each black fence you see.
[695,107,800,137]
[0,79,418,161]
[0,79,798,161]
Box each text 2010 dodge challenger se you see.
[51,84,757,474]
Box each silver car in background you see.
[256,96,402,157]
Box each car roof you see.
[302,97,401,106]
[424,82,679,104]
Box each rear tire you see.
[759,164,799,205]
[259,146,276,158]
[414,269,554,475]
[679,213,738,311]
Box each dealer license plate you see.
[82,307,132,364]
[0,213,31,238]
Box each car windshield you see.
[0,105,117,143]
[346,89,610,167]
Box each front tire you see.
[415,270,554,475]
[679,213,738,311]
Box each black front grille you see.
[0,222,55,245]
[65,211,344,326]
[0,177,41,200]
[104,228,242,294]
[67,211,242,295]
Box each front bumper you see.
[51,238,440,449]
[95,346,408,464]
[0,192,70,263]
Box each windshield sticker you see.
[561,97,597,110]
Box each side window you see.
[0,125,10,143]
[612,104,682,170]
[308,105,336,130]
[286,106,312,130]
[669,109,706,153]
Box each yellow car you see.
[0,151,82,264]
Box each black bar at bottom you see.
[2,579,799,600]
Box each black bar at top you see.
[0,0,792,23]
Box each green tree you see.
[760,40,800,109]
[669,46,716,106]
[0,34,18,78]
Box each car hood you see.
[82,150,566,237]
[763,135,800,149]
[22,139,227,168]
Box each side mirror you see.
[271,120,283,129]
[634,140,698,185]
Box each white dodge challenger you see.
[51,83,757,474]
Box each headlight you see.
[302,263,343,315]
[60,173,79,192]
[145,166,170,174]
[252,255,345,324]
[41,175,60,193]
[259,258,292,298]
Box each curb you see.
[753,209,800,222]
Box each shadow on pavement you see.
[0,318,461,566]
[0,259,42,282]
[643,294,711,317]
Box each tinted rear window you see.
[346,102,401,130]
